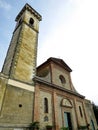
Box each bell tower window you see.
[29,18,34,26]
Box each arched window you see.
[79,106,83,117]
[44,98,48,113]
[29,18,34,26]
[59,75,66,84]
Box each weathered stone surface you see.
[13,24,38,83]
[2,4,40,84]
[0,77,7,112]
[0,84,34,124]
[2,26,21,75]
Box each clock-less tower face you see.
[51,63,72,90]
[2,4,42,84]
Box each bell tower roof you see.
[15,3,42,22]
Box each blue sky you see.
[0,0,98,105]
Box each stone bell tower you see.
[0,3,42,130]
[2,3,42,84]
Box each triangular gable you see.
[37,57,72,72]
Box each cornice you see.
[15,3,42,21]
[33,76,85,99]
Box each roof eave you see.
[33,76,85,99]
[15,3,42,21]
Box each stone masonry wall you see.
[0,84,34,124]
[2,26,21,75]
[13,23,38,83]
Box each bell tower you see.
[0,3,42,129]
[2,3,42,83]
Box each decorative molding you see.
[0,123,29,128]
[8,79,34,92]
[61,98,73,108]
[15,3,42,22]
[34,76,85,98]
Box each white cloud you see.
[37,0,98,104]
[0,0,11,11]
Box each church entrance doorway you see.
[64,112,72,130]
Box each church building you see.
[0,3,97,130]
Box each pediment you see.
[61,98,73,108]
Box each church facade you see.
[0,3,97,130]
